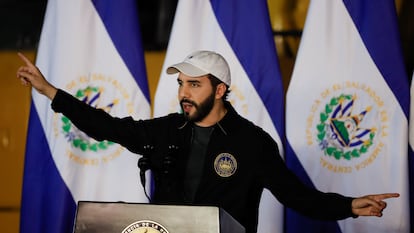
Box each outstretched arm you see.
[352,193,399,217]
[16,52,57,100]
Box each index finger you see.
[17,52,35,68]
[372,193,400,201]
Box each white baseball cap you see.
[166,50,231,86]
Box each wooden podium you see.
[73,201,245,233]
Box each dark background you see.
[0,0,178,50]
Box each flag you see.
[153,0,285,232]
[20,0,150,232]
[286,0,410,232]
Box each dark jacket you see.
[52,89,354,233]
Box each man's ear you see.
[215,83,227,99]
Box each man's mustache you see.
[180,99,197,106]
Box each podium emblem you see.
[121,220,169,233]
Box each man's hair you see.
[208,74,230,100]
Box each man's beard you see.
[180,92,215,122]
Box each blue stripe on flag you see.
[210,0,285,136]
[92,0,150,102]
[343,0,409,115]
[20,103,76,233]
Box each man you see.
[17,50,399,233]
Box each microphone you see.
[138,144,153,202]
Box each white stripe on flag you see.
[286,0,410,232]
[410,73,414,231]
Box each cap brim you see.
[166,62,209,77]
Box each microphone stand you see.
[137,144,153,202]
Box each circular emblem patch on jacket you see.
[214,153,237,177]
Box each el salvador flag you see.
[20,0,150,232]
[286,0,410,232]
[153,0,285,232]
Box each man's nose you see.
[179,85,190,98]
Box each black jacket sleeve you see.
[259,130,355,220]
[51,89,149,154]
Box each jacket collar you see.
[216,101,240,135]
